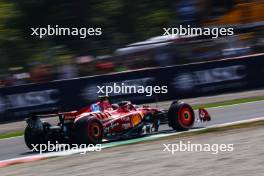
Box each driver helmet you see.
[98,95,111,110]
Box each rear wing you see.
[26,110,64,130]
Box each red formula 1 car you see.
[24,96,211,150]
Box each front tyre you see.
[168,102,195,131]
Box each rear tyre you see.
[24,125,46,150]
[74,117,103,144]
[168,102,195,131]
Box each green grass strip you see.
[0,131,24,139]
[192,96,264,109]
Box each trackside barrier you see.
[0,53,263,122]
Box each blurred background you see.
[0,0,263,87]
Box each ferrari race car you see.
[24,96,211,150]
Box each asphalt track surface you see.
[0,100,264,162]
